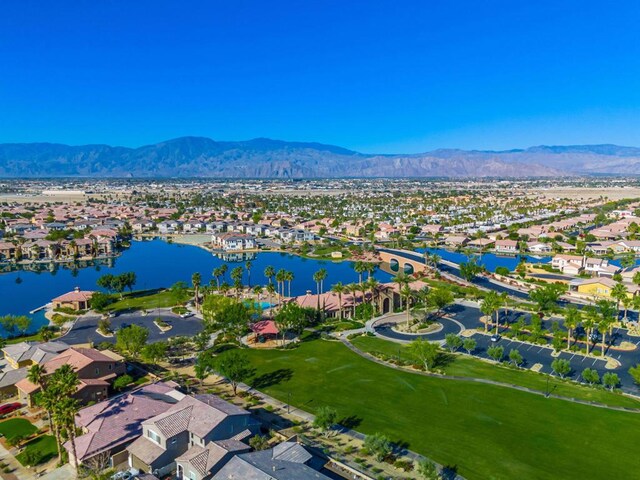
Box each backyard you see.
[235,337,640,480]
[15,435,57,466]
[0,418,37,442]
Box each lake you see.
[0,239,392,336]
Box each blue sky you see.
[1,0,639,152]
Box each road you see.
[374,302,640,394]
[59,309,203,345]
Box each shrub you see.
[112,374,133,391]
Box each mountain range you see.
[0,137,639,178]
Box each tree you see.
[195,350,215,386]
[331,282,345,319]
[249,435,270,451]
[120,271,137,293]
[245,261,252,288]
[407,338,440,371]
[400,284,414,325]
[313,406,338,436]
[551,358,571,378]
[0,315,31,337]
[113,374,133,391]
[487,345,504,363]
[462,338,477,354]
[563,306,581,350]
[364,432,393,461]
[459,258,482,281]
[141,342,168,364]
[629,364,640,385]
[417,459,442,480]
[192,272,202,311]
[427,287,454,317]
[480,292,500,333]
[90,291,113,311]
[214,350,253,395]
[116,324,149,357]
[264,265,275,285]
[610,282,629,312]
[603,372,620,391]
[39,325,55,342]
[354,261,366,284]
[230,266,244,297]
[530,284,566,314]
[445,333,462,352]
[508,348,523,367]
[96,273,115,292]
[582,368,600,386]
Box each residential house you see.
[52,287,94,311]
[551,255,584,275]
[527,241,552,254]
[15,347,125,406]
[495,239,519,253]
[212,442,333,480]
[211,232,256,251]
[126,394,257,477]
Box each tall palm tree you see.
[318,268,328,294]
[27,364,52,429]
[191,272,202,312]
[58,396,80,468]
[365,262,377,280]
[598,317,612,356]
[347,283,360,317]
[582,306,598,355]
[331,282,345,319]
[264,265,276,285]
[392,273,409,309]
[564,306,581,350]
[366,277,380,319]
[610,282,629,314]
[401,284,414,326]
[212,266,224,289]
[285,270,294,298]
[313,270,323,296]
[245,261,252,287]
[480,291,500,333]
[354,261,366,284]
[266,283,276,313]
[276,269,287,303]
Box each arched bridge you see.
[378,248,427,275]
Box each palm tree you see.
[598,317,612,356]
[285,270,294,298]
[480,291,501,333]
[266,283,276,312]
[347,283,360,317]
[331,282,345,319]
[27,364,51,429]
[276,269,287,303]
[392,273,409,309]
[191,272,202,312]
[230,266,244,298]
[264,265,276,285]
[366,277,380,319]
[212,266,224,289]
[365,262,377,280]
[354,261,366,284]
[245,261,252,287]
[317,268,328,294]
[401,284,414,326]
[611,282,629,314]
[582,306,598,355]
[58,396,80,468]
[313,270,323,296]
[633,271,640,289]
[563,306,581,350]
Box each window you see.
[188,471,197,480]
[108,364,113,371]
[147,430,161,444]
[95,368,100,375]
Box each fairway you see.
[240,338,640,480]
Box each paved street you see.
[59,309,203,345]
[374,301,640,395]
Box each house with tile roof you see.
[212,442,333,480]
[15,347,124,406]
[126,393,258,478]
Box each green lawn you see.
[15,435,57,466]
[237,338,640,480]
[350,335,640,408]
[106,289,190,312]
[0,418,37,441]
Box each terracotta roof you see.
[251,320,279,335]
[52,290,94,303]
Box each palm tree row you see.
[27,364,81,467]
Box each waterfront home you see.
[52,287,94,311]
[132,218,156,232]
[158,221,181,234]
[0,241,16,261]
[527,241,552,254]
[556,241,577,252]
[444,235,469,247]
[584,258,620,278]
[127,394,256,478]
[211,232,256,251]
[467,238,495,249]
[551,254,584,275]
[15,347,125,406]
[495,239,519,253]
[619,240,640,253]
[213,442,333,480]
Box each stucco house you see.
[52,287,94,311]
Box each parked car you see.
[490,334,501,342]
[180,312,193,318]
[0,402,22,415]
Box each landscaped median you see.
[227,336,640,480]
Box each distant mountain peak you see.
[0,139,637,178]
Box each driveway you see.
[59,309,203,345]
